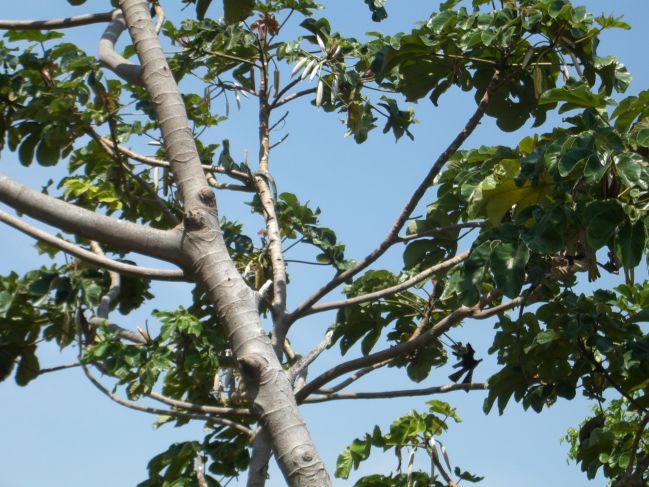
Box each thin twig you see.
[81,363,253,435]
[272,87,317,108]
[397,223,485,242]
[147,390,251,417]
[303,383,486,403]
[318,360,390,395]
[0,209,186,281]
[99,136,252,183]
[39,363,81,375]
[306,252,468,316]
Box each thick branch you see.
[307,252,468,316]
[98,10,143,86]
[0,209,186,281]
[91,242,121,320]
[287,73,499,326]
[247,429,273,487]
[0,11,114,30]
[304,383,486,403]
[0,174,185,266]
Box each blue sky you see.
[1,1,649,486]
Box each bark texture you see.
[117,1,331,485]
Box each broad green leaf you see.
[223,0,254,24]
[582,200,625,249]
[539,83,608,111]
[490,241,529,298]
[616,220,645,269]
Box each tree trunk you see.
[117,1,331,485]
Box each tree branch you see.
[272,87,317,109]
[257,66,288,358]
[288,330,333,384]
[98,136,253,184]
[39,363,81,375]
[287,71,500,326]
[247,428,272,487]
[87,316,148,344]
[303,383,486,403]
[0,11,114,30]
[306,252,469,316]
[91,241,121,320]
[81,363,253,435]
[146,390,251,417]
[98,10,143,86]
[397,223,485,243]
[0,173,185,266]
[0,208,186,281]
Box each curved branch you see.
[91,241,121,320]
[287,72,500,326]
[98,10,143,86]
[81,363,253,436]
[0,209,187,281]
[307,252,469,316]
[295,291,516,403]
[295,306,475,403]
[0,173,185,266]
[0,11,114,30]
[303,383,486,403]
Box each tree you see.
[1,0,648,486]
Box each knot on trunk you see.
[184,209,206,231]
[238,354,267,382]
[198,187,216,207]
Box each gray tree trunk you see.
[117,1,331,485]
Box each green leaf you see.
[223,0,254,24]
[582,200,625,249]
[35,140,61,166]
[364,0,387,22]
[616,220,645,269]
[0,291,13,318]
[539,83,608,111]
[615,153,645,189]
[490,241,529,298]
[18,133,40,167]
[196,0,212,20]
[15,350,39,386]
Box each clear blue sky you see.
[1,1,648,486]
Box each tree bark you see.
[117,1,331,485]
